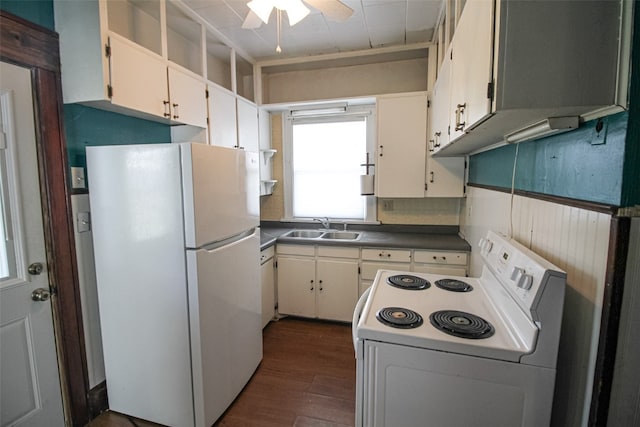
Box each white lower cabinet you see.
[360,248,411,296]
[276,243,470,320]
[260,246,275,328]
[413,250,468,276]
[277,245,359,322]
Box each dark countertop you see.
[259,222,471,252]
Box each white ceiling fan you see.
[241,0,354,29]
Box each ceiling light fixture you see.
[247,0,310,53]
[247,0,310,26]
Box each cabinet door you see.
[168,67,207,128]
[448,0,494,141]
[425,156,465,197]
[109,36,169,120]
[260,257,275,328]
[237,98,260,152]
[317,259,359,322]
[376,94,428,198]
[208,84,238,148]
[277,257,316,318]
[430,53,451,153]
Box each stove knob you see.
[518,274,534,290]
[510,267,525,282]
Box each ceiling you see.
[181,0,444,62]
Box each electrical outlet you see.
[382,200,394,211]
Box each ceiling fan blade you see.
[303,0,354,22]
[242,10,264,29]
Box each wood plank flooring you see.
[89,318,356,427]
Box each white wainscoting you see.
[461,186,612,427]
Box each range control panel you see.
[479,231,555,314]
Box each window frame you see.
[282,104,377,224]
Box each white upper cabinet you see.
[168,66,207,128]
[109,35,169,120]
[431,0,629,156]
[376,93,428,198]
[447,0,493,143]
[208,84,238,148]
[236,98,259,152]
[376,93,465,198]
[54,0,255,132]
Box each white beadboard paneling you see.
[463,186,612,427]
[71,194,105,388]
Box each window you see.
[283,105,376,222]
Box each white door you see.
[0,62,65,426]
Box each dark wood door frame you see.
[0,11,92,426]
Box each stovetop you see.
[356,269,538,362]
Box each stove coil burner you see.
[429,310,495,339]
[376,307,424,329]
[435,279,474,292]
[387,274,431,290]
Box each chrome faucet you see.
[313,217,331,229]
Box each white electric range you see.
[353,230,566,427]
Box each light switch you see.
[71,167,86,189]
[77,211,91,233]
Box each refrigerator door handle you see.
[198,228,258,252]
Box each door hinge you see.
[447,125,450,136]
[427,99,431,108]
[274,261,278,269]
[205,89,209,99]
[107,85,113,98]
[105,44,111,58]
[425,183,428,191]
[487,81,494,100]
[358,266,361,275]
[450,50,453,60]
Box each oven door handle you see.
[352,286,372,354]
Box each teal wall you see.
[0,0,54,30]
[468,112,628,206]
[64,105,172,170]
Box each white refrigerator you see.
[87,143,262,426]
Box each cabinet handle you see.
[172,103,179,119]
[379,145,384,157]
[430,171,435,183]
[163,101,171,118]
[319,280,323,291]
[310,279,314,291]
[434,132,441,148]
[428,140,435,152]
[455,103,466,131]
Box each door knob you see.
[31,288,50,302]
[28,262,44,275]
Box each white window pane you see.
[292,120,366,219]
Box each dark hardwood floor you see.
[89,318,356,427]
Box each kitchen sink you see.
[281,230,361,240]
[320,231,360,240]
[283,230,324,239]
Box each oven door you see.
[360,340,556,427]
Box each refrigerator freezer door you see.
[181,144,260,248]
[186,229,262,426]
